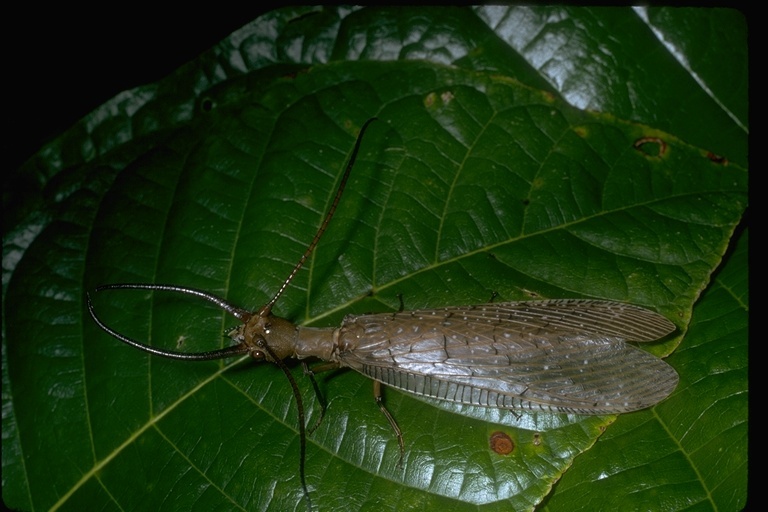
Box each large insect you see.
[88,118,679,510]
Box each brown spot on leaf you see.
[490,431,514,455]
[706,151,728,165]
[633,137,667,157]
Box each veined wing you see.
[337,300,679,414]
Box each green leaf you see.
[540,228,748,512]
[3,7,747,512]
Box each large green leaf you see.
[3,7,747,511]
[540,229,748,512]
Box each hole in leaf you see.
[200,97,214,112]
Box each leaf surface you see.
[3,7,747,512]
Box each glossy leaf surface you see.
[3,7,747,511]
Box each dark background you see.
[10,10,273,172]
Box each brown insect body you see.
[231,309,336,362]
[229,298,677,416]
[88,118,679,510]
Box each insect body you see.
[225,297,677,415]
[88,118,678,509]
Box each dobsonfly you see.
[87,117,679,510]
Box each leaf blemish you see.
[706,151,728,165]
[633,136,668,157]
[490,431,514,455]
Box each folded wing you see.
[338,300,678,414]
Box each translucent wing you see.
[337,300,678,414]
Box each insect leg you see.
[373,380,405,468]
[256,339,312,511]
[302,362,338,434]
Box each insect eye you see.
[250,350,266,361]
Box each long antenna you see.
[259,118,377,316]
[86,284,254,361]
